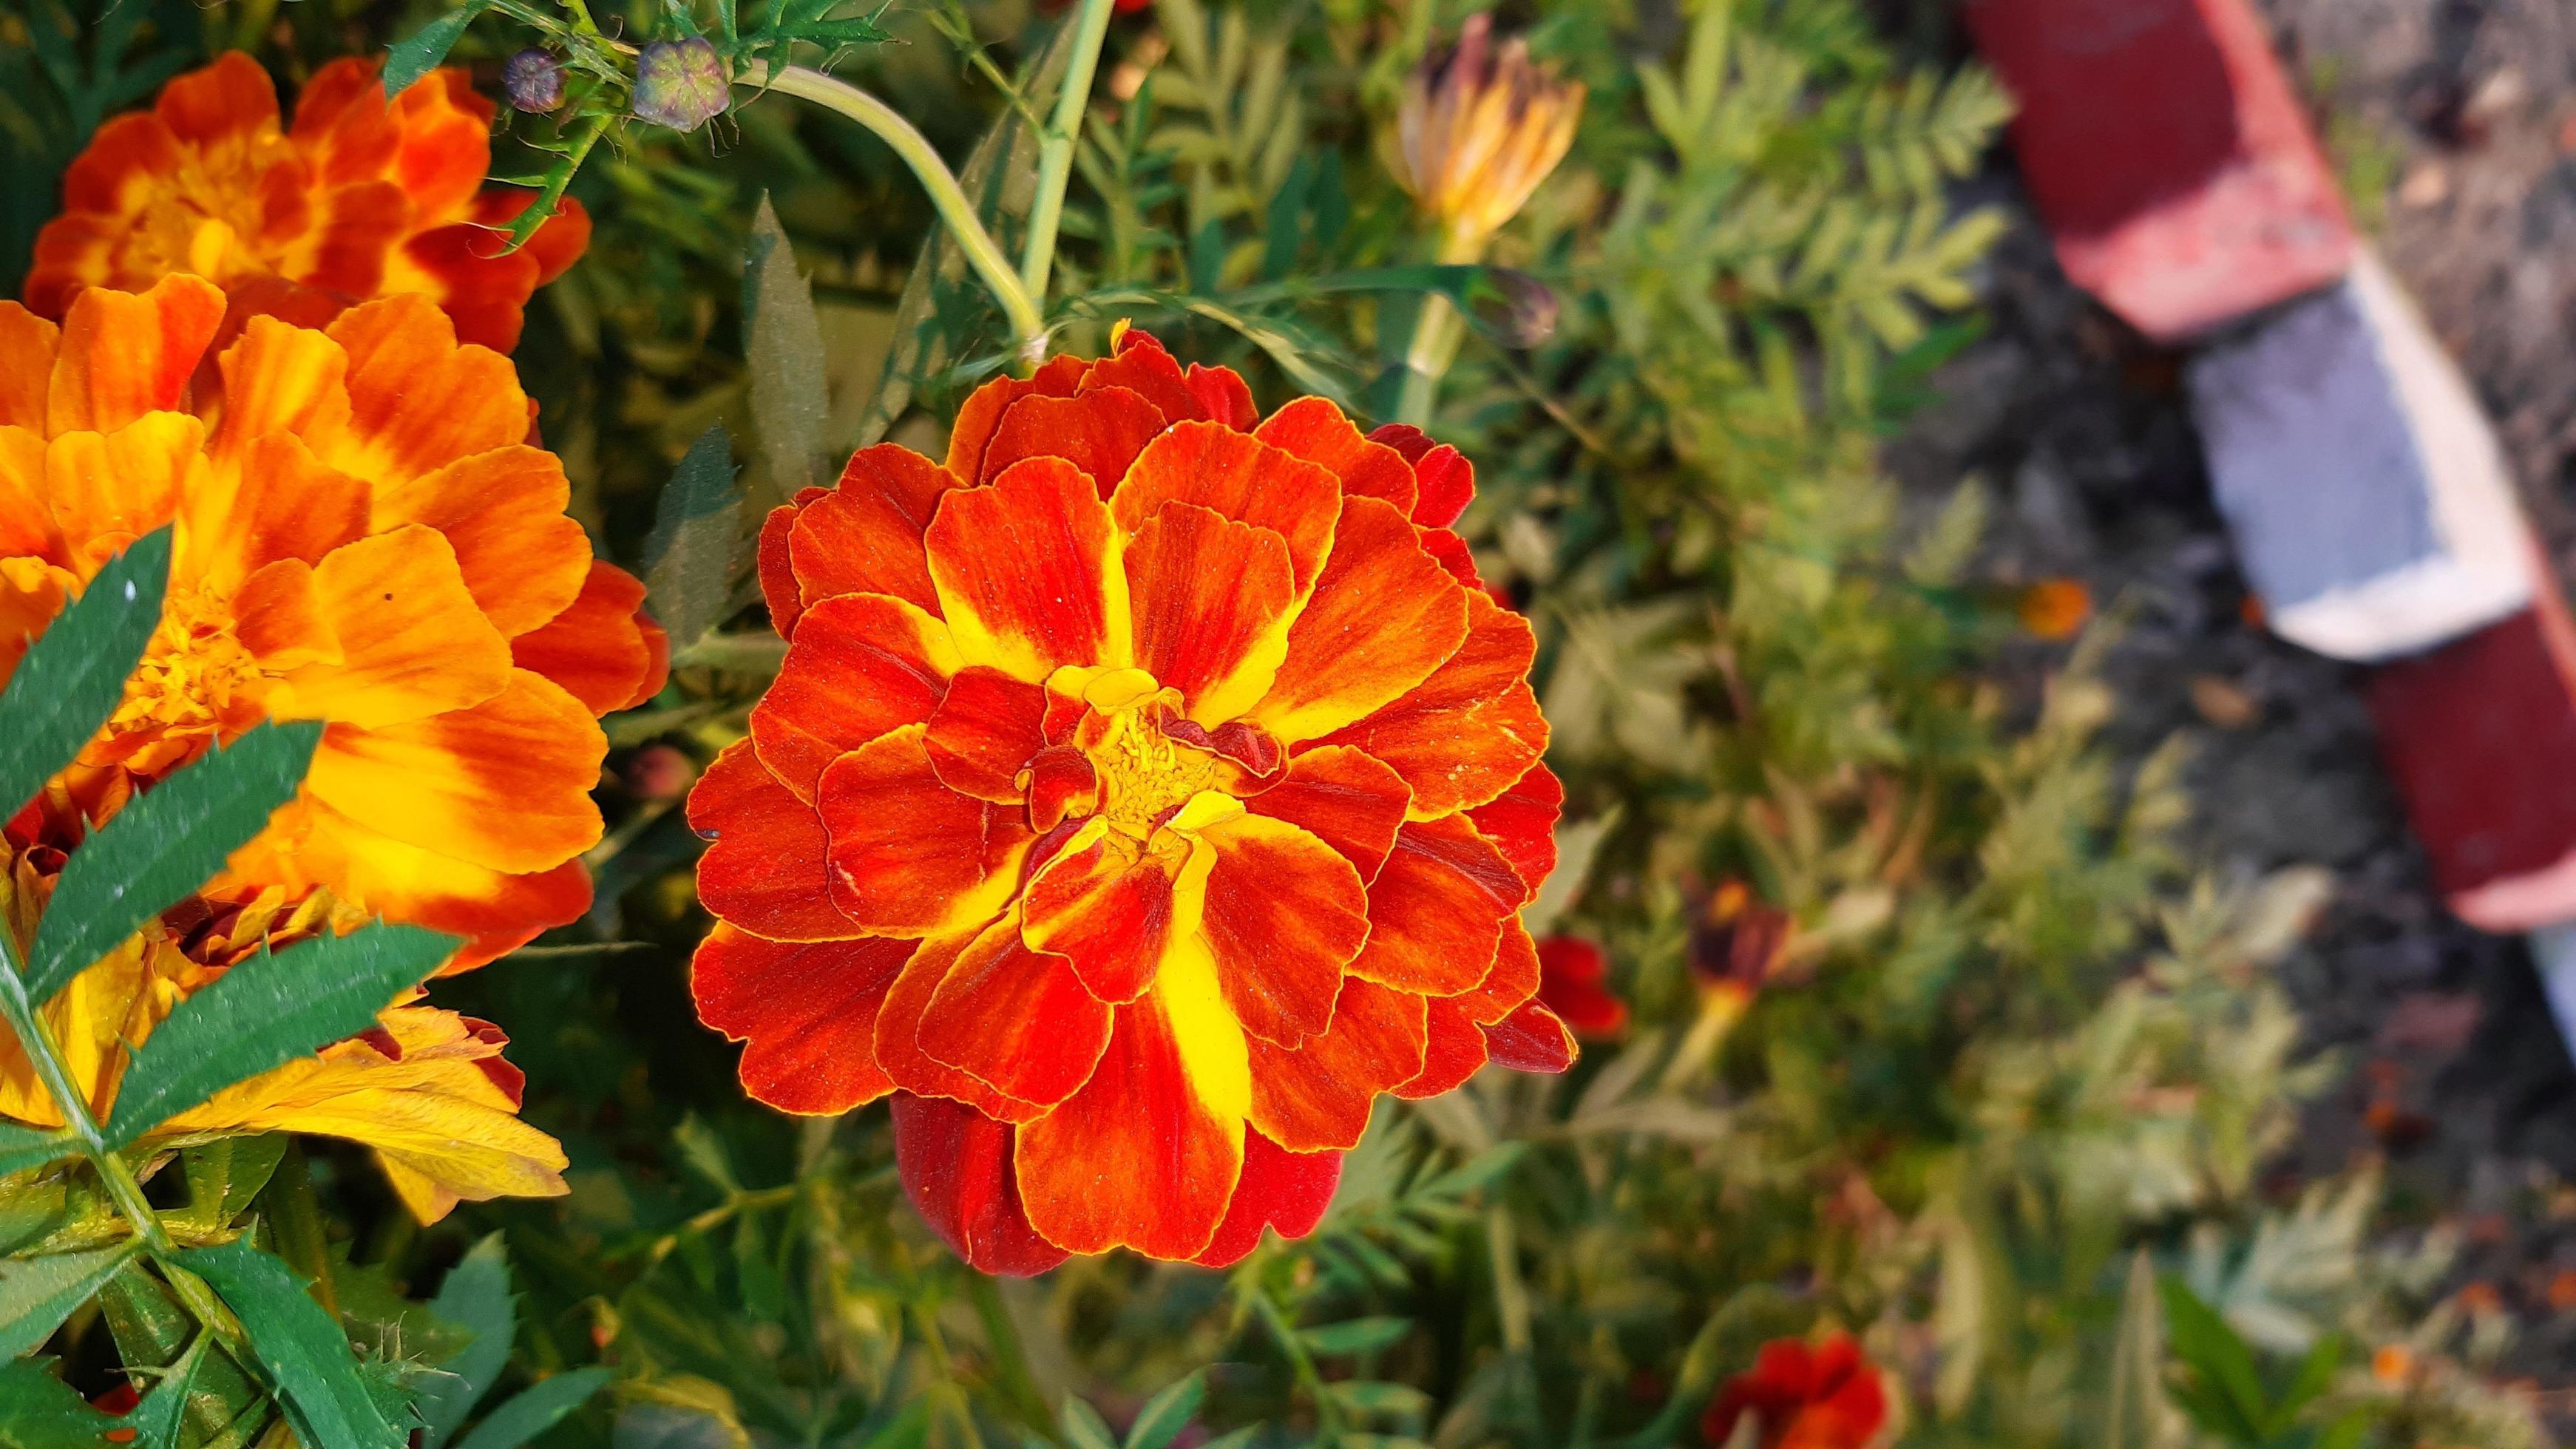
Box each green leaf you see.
[2102,1250,2171,1449]
[24,720,321,1004]
[452,1368,612,1449]
[384,1,490,97]
[1298,1317,1413,1357]
[180,1135,288,1235]
[125,1337,209,1449]
[0,1243,138,1358]
[743,194,830,501]
[104,922,455,1146]
[1057,1397,1117,1449]
[0,527,169,823]
[418,1235,515,1449]
[1122,1371,1204,1449]
[0,1121,73,1177]
[0,1358,121,1448]
[641,424,745,647]
[174,1241,407,1449]
[2158,1276,2269,1439]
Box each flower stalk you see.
[1018,0,1119,307]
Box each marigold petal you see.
[818,724,1034,937]
[511,560,664,715]
[919,910,1114,1107]
[1126,500,1298,726]
[154,52,281,146]
[47,276,225,435]
[1311,590,1542,817]
[980,386,1169,494]
[1452,918,1542,1026]
[1254,398,1418,514]
[1466,760,1561,899]
[1348,814,1520,996]
[1192,1129,1342,1268]
[926,457,1129,680]
[367,444,588,637]
[386,223,543,354]
[183,432,372,597]
[756,492,821,637]
[1419,526,1482,590]
[0,308,63,430]
[1111,421,1341,594]
[693,923,909,1113]
[206,314,353,463]
[1081,334,1203,424]
[304,670,603,874]
[1482,1000,1576,1074]
[1368,423,1477,528]
[322,296,529,480]
[1185,364,1258,431]
[43,415,202,571]
[1245,976,1427,1152]
[689,739,855,941]
[1020,824,1191,1004]
[924,666,1050,802]
[943,356,1083,483]
[1243,745,1411,883]
[233,557,342,671]
[277,524,514,728]
[1198,812,1367,1047]
[788,444,956,617]
[1014,940,1250,1258]
[1255,496,1471,745]
[53,113,184,223]
[890,1093,1069,1276]
[0,432,54,563]
[1393,998,1487,1099]
[751,593,958,799]
[873,932,1046,1123]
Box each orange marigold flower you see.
[1389,16,1585,254]
[1536,935,1627,1039]
[691,329,1570,1269]
[0,274,665,968]
[2017,577,2092,640]
[26,52,590,353]
[1702,1334,1891,1449]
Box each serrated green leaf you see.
[384,1,490,97]
[125,1337,208,1448]
[453,1368,612,1449]
[0,528,169,824]
[180,1135,288,1235]
[104,922,455,1145]
[0,1243,138,1359]
[178,1242,404,1448]
[642,424,745,647]
[0,1121,72,1178]
[743,194,830,501]
[1122,1370,1203,1449]
[416,1234,515,1448]
[1298,1317,1412,1357]
[24,720,320,1005]
[0,1357,121,1448]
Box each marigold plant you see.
[24,52,590,352]
[690,328,1570,1269]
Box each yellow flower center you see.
[106,586,265,753]
[1079,675,1219,838]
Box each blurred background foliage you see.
[0,0,2558,1444]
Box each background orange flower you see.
[0,274,663,968]
[24,52,589,353]
[692,330,1572,1269]
[1701,1334,1889,1449]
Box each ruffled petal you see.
[787,445,957,617]
[47,276,226,435]
[1186,364,1258,430]
[923,666,1050,802]
[1081,330,1204,423]
[275,524,515,729]
[1254,496,1471,745]
[1368,423,1476,528]
[366,444,589,637]
[1014,940,1250,1258]
[980,385,1169,494]
[750,593,958,799]
[757,489,824,638]
[0,308,61,430]
[1125,500,1298,726]
[1191,1129,1341,1267]
[205,314,353,464]
[1348,814,1522,996]
[43,415,203,571]
[510,560,665,714]
[890,1093,1068,1276]
[1393,999,1488,1099]
[1020,822,1193,1004]
[1197,811,1368,1047]
[1311,591,1543,817]
[692,924,910,1113]
[943,357,1083,483]
[926,457,1130,681]
[322,296,529,481]
[181,431,371,596]
[1254,398,1417,514]
[1242,745,1411,883]
[872,932,1046,1123]
[1466,761,1561,900]
[1451,918,1542,1025]
[918,909,1114,1107]
[687,739,855,941]
[1245,976,1427,1152]
[818,724,1034,937]
[1111,421,1341,594]
[152,51,282,145]
[1482,1000,1576,1073]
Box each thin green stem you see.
[1486,1205,1533,1354]
[962,1273,1052,1431]
[1017,0,1119,305]
[1248,1286,1342,1441]
[756,66,1048,366]
[1395,228,1483,426]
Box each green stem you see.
[1395,228,1482,426]
[1248,1286,1342,1440]
[1017,0,1119,306]
[963,1273,1052,1431]
[758,66,1048,367]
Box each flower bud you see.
[1478,268,1560,347]
[1389,16,1585,254]
[504,49,566,113]
[633,36,729,133]
[624,743,697,801]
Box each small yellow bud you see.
[1387,16,1585,255]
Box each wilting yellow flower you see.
[1387,15,1584,255]
[0,852,566,1221]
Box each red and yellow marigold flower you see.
[1701,1334,1891,1449]
[25,52,589,353]
[0,274,665,968]
[691,329,1573,1270]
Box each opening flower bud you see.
[1388,15,1586,255]
[633,36,730,132]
